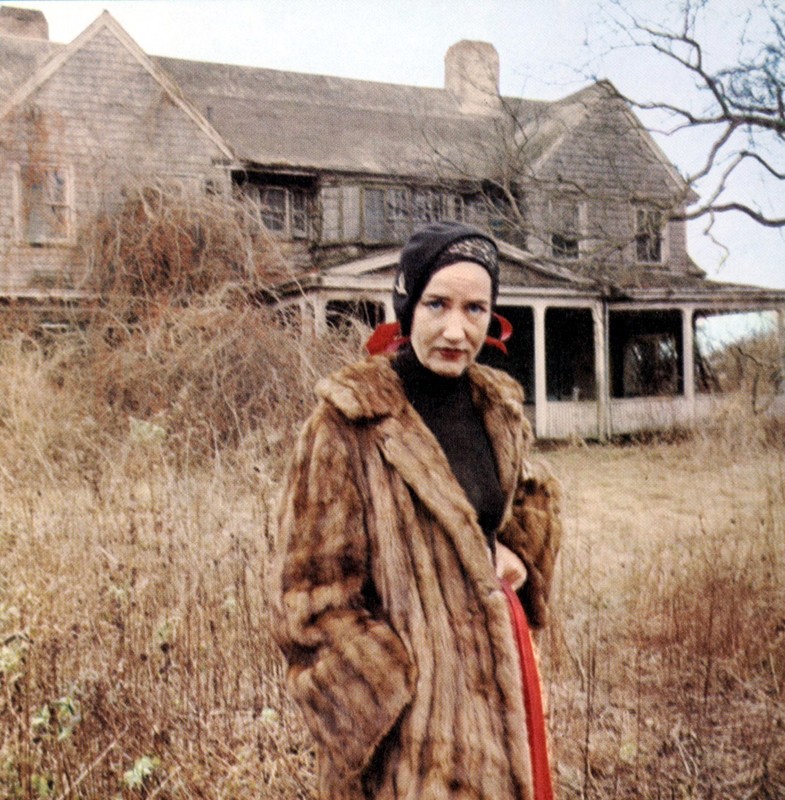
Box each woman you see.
[272,221,562,799]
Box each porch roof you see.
[275,241,785,312]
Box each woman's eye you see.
[467,303,487,315]
[424,298,444,311]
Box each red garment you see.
[501,580,555,800]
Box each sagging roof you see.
[155,54,548,177]
[0,9,687,197]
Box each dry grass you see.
[544,436,785,799]
[0,323,783,798]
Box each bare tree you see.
[597,0,785,230]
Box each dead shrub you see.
[82,180,290,322]
[78,289,361,468]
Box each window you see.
[15,164,73,245]
[411,189,443,227]
[363,188,385,242]
[244,183,311,239]
[469,186,527,249]
[259,187,286,233]
[386,188,410,242]
[323,184,481,244]
[549,198,581,259]
[290,190,309,238]
[635,207,664,263]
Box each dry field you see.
[1,328,783,799]
[544,437,785,798]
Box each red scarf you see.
[501,580,555,800]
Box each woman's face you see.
[410,260,492,377]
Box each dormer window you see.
[549,198,582,259]
[14,163,74,246]
[635,207,664,263]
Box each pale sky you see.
[8,0,785,291]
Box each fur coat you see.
[272,355,562,799]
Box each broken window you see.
[290,190,309,239]
[237,175,313,239]
[324,183,500,245]
[549,198,581,259]
[258,187,286,233]
[475,185,528,249]
[16,164,73,245]
[386,188,410,242]
[635,207,664,263]
[360,186,468,244]
[363,188,386,241]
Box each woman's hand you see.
[495,541,527,591]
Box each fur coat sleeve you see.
[271,403,417,779]
[499,458,563,629]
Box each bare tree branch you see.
[601,0,785,229]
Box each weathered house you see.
[1,6,783,438]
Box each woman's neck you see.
[392,344,468,397]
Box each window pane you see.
[412,189,440,226]
[386,188,410,242]
[259,187,286,232]
[552,233,579,259]
[343,185,362,240]
[549,198,580,258]
[444,193,463,221]
[635,208,663,263]
[291,189,309,238]
[21,166,69,243]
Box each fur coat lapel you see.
[315,354,529,573]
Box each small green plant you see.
[123,755,160,791]
[31,694,81,742]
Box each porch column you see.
[682,306,695,410]
[310,296,327,338]
[533,302,547,437]
[383,298,395,323]
[593,302,610,440]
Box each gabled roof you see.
[153,54,689,200]
[0,10,688,197]
[519,81,690,199]
[0,11,235,161]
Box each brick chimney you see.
[445,40,500,115]
[0,6,49,39]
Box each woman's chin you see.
[425,353,470,377]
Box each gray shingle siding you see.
[0,24,229,291]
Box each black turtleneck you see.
[392,345,505,551]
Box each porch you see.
[277,252,785,441]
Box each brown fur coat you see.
[272,355,562,799]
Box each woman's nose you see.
[442,311,466,341]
